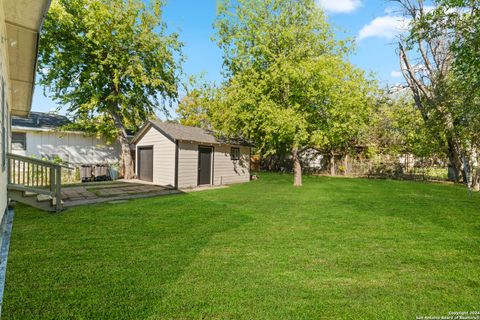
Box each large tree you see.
[38,0,183,178]
[426,0,480,188]
[211,0,374,186]
[396,0,475,182]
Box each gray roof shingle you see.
[148,120,252,146]
[12,112,71,129]
[12,112,138,136]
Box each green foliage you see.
[429,1,480,91]
[426,0,480,148]
[176,75,215,129]
[370,92,444,158]
[214,0,346,76]
[211,0,375,158]
[44,154,65,165]
[38,0,183,141]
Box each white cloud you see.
[390,70,403,78]
[357,15,410,41]
[317,0,362,13]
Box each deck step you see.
[37,195,64,206]
[37,194,52,202]
[23,191,38,197]
[7,189,57,212]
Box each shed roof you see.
[12,111,71,129]
[132,120,252,147]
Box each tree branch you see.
[399,42,430,100]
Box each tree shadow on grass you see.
[3,193,252,319]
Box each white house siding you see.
[136,127,175,186]
[302,149,324,170]
[177,141,250,188]
[0,3,9,219]
[11,130,120,165]
[213,145,250,185]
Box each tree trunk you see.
[343,154,349,175]
[405,154,409,173]
[473,150,480,191]
[446,136,464,182]
[292,147,302,187]
[473,169,480,191]
[330,151,335,176]
[112,112,135,179]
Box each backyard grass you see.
[3,173,480,319]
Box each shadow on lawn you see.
[3,193,252,319]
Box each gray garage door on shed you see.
[138,146,153,182]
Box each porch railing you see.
[6,153,69,212]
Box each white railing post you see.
[50,167,55,194]
[55,166,62,212]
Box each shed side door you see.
[138,146,153,182]
[198,146,213,185]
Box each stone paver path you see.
[61,181,177,208]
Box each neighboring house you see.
[260,149,325,173]
[131,121,252,188]
[11,112,121,165]
[301,148,324,171]
[1,0,52,313]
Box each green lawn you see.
[4,174,480,319]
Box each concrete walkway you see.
[61,181,180,208]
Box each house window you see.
[231,147,240,160]
[12,132,26,150]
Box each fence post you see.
[55,166,62,212]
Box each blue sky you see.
[32,0,409,115]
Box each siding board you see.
[177,141,198,188]
[136,127,175,186]
[213,145,250,185]
[177,141,250,188]
[11,130,120,165]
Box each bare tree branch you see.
[399,43,430,100]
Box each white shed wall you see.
[11,130,120,165]
[136,127,175,186]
